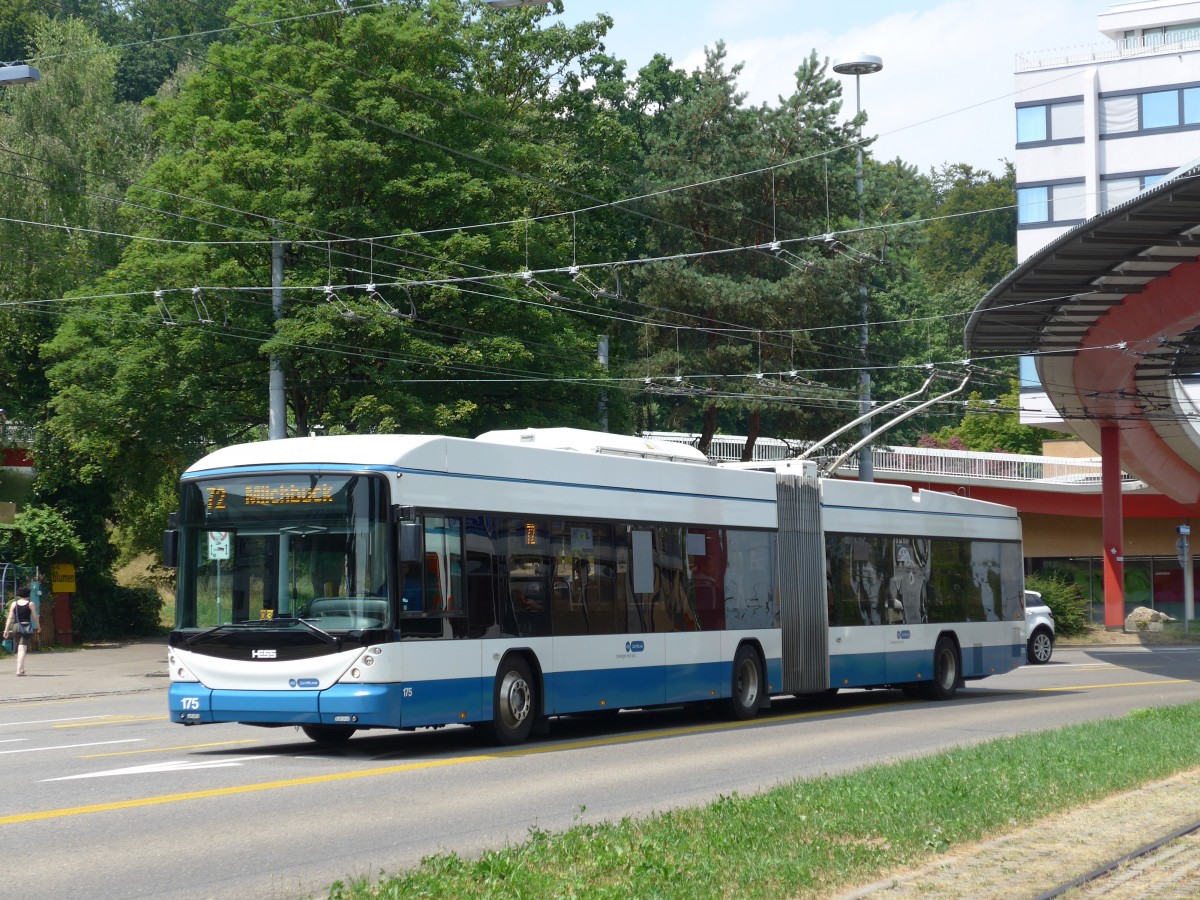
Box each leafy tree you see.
[926,383,1055,455]
[0,504,83,570]
[917,163,1016,292]
[41,0,629,556]
[625,47,866,458]
[0,16,154,634]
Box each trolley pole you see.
[269,228,287,440]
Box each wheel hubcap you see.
[1034,634,1051,661]
[499,671,531,729]
[938,649,956,688]
[736,658,759,705]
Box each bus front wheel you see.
[922,637,960,701]
[723,644,763,720]
[491,655,537,745]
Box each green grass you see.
[328,702,1200,899]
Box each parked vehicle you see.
[1025,590,1056,664]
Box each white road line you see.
[42,755,276,781]
[0,715,107,727]
[0,739,144,755]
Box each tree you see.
[0,16,155,633]
[917,162,1016,292]
[624,48,866,458]
[40,0,628,556]
[926,383,1055,455]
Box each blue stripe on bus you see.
[831,643,1024,688]
[172,644,1017,729]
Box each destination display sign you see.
[205,482,336,510]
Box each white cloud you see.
[717,0,1101,172]
[568,0,1106,173]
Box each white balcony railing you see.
[644,432,1143,493]
[823,445,1143,492]
[1016,31,1200,71]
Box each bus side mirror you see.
[162,530,179,568]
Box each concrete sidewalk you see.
[0,640,168,702]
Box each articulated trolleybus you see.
[165,427,1025,744]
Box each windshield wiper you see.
[288,616,340,646]
[184,617,339,647]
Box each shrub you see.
[1026,572,1090,637]
[73,581,164,640]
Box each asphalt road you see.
[3,644,1199,899]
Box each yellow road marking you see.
[0,702,895,826]
[54,715,168,728]
[81,739,260,758]
[0,698,99,710]
[1034,679,1189,691]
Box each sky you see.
[552,0,1107,174]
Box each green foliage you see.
[1,3,1025,636]
[1025,572,1090,637]
[927,384,1056,455]
[74,581,163,640]
[331,702,1200,898]
[2,504,84,568]
[917,163,1016,292]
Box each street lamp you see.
[832,53,882,482]
[0,64,39,85]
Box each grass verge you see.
[328,701,1200,899]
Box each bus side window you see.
[399,521,423,611]
[423,516,463,613]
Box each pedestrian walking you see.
[3,586,39,676]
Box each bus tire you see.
[922,636,960,701]
[491,654,536,745]
[723,644,763,720]
[301,724,356,743]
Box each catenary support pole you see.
[269,230,287,440]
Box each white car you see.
[1025,590,1056,664]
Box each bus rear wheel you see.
[723,644,763,720]
[301,724,356,743]
[921,637,960,701]
[491,655,536,745]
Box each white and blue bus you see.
[165,427,1025,744]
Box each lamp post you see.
[0,64,39,85]
[832,53,881,482]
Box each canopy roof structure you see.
[966,162,1200,506]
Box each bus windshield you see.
[175,473,392,631]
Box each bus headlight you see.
[168,653,198,682]
[362,655,374,666]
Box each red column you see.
[1101,425,1125,628]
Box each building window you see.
[1017,186,1049,224]
[1100,171,1172,212]
[1185,87,1200,124]
[1100,95,1139,134]
[1142,90,1179,128]
[1016,99,1084,146]
[1017,180,1086,227]
[1016,106,1046,143]
[1102,82,1200,137]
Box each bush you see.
[73,581,164,641]
[1026,573,1090,637]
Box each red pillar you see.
[1101,424,1125,628]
